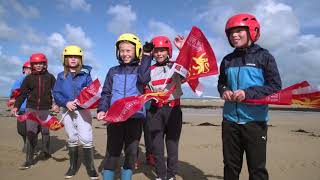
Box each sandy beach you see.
[0,99,320,180]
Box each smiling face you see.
[65,55,81,68]
[153,47,169,64]
[32,62,46,72]
[228,27,251,48]
[119,42,135,64]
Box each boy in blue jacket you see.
[217,13,282,180]
[9,60,32,152]
[97,33,153,180]
[53,45,98,179]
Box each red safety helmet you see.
[225,13,260,47]
[151,36,173,58]
[22,60,31,69]
[29,53,48,64]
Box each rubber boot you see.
[103,170,115,180]
[19,132,36,170]
[39,133,51,160]
[121,168,132,180]
[64,146,78,179]
[83,148,99,180]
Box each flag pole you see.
[58,110,69,124]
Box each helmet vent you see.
[243,17,249,21]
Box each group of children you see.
[9,13,281,180]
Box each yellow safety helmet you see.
[116,33,142,62]
[62,45,84,64]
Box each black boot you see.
[39,133,51,160]
[83,148,99,180]
[19,132,36,170]
[64,146,78,179]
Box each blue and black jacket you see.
[217,44,282,124]
[53,65,92,108]
[10,75,27,112]
[97,55,152,119]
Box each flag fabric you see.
[103,86,176,123]
[173,26,219,96]
[17,112,64,131]
[75,79,102,109]
[243,81,320,108]
[7,88,21,108]
[187,78,204,96]
[292,85,320,108]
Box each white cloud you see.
[106,4,137,35]
[0,51,23,86]
[199,0,320,91]
[65,24,92,49]
[0,21,17,40]
[58,0,91,12]
[254,0,300,48]
[147,20,178,41]
[48,33,66,49]
[9,0,40,18]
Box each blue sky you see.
[1,0,320,98]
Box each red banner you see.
[103,86,175,123]
[75,79,102,109]
[17,112,64,131]
[173,26,218,95]
[292,85,320,108]
[7,88,21,108]
[244,81,320,108]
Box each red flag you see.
[17,112,64,131]
[292,85,320,108]
[75,79,102,109]
[173,26,218,95]
[187,78,204,96]
[242,81,320,109]
[103,86,175,123]
[7,88,21,108]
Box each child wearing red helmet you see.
[218,13,282,180]
[8,60,33,153]
[145,35,185,180]
[12,53,59,170]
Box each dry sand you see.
[0,99,320,180]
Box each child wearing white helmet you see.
[53,45,98,179]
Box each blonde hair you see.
[63,57,82,78]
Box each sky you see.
[1,0,320,98]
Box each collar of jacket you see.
[233,43,261,54]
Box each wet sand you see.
[0,99,319,180]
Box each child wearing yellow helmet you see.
[53,45,98,179]
[97,33,153,180]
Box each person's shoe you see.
[146,154,156,167]
[19,161,33,170]
[134,159,140,169]
[87,170,99,180]
[38,152,51,160]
